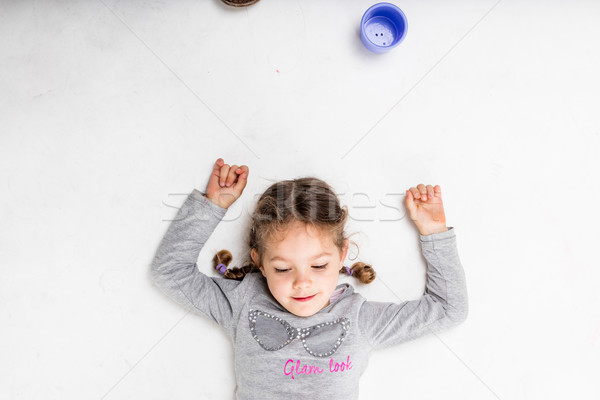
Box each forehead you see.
[264,221,336,260]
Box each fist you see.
[205,158,249,209]
[405,184,448,236]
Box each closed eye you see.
[274,264,327,273]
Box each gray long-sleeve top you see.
[151,189,468,399]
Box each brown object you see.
[221,0,260,6]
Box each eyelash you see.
[274,264,328,273]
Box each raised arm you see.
[151,159,250,330]
[357,184,468,349]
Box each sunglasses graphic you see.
[248,309,350,358]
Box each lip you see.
[292,294,316,302]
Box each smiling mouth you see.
[292,294,316,302]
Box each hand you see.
[205,158,249,209]
[405,184,448,236]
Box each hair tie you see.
[216,263,227,274]
[344,266,353,276]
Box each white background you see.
[1,0,599,399]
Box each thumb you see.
[232,165,249,197]
[405,190,417,219]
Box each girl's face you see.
[252,220,349,317]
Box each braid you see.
[339,262,376,284]
[213,249,260,281]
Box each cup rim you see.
[361,2,408,50]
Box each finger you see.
[417,184,427,201]
[209,158,224,186]
[236,165,249,180]
[233,165,249,195]
[225,165,239,187]
[219,164,230,187]
[408,186,420,200]
[434,185,442,198]
[426,185,434,200]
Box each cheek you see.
[321,270,340,286]
[266,275,289,295]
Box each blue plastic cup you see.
[360,3,408,54]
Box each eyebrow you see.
[269,252,332,263]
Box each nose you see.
[292,269,312,289]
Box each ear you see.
[340,239,349,264]
[251,248,266,277]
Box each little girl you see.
[152,158,468,399]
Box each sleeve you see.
[357,227,468,349]
[151,188,250,332]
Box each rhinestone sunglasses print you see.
[248,309,350,358]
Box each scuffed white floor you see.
[1,0,599,399]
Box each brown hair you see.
[213,177,376,284]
